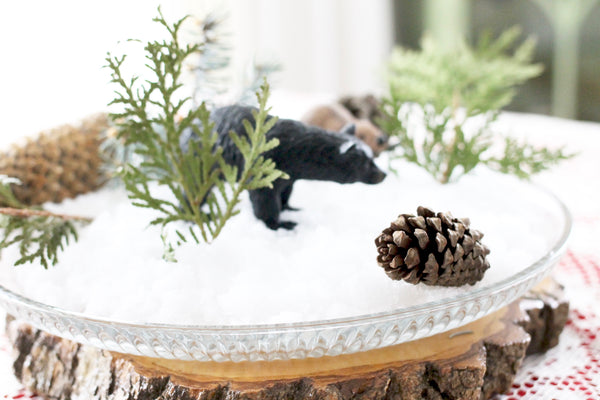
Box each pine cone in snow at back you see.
[339,94,384,127]
[375,206,490,287]
[0,113,111,206]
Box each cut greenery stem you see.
[0,208,92,223]
[105,9,285,260]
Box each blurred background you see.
[394,0,600,121]
[1,0,599,144]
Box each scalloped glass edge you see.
[0,185,571,362]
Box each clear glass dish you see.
[0,185,571,362]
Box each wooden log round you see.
[7,279,567,400]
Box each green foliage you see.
[0,176,22,209]
[385,27,542,117]
[105,9,286,258]
[380,27,573,183]
[0,213,78,269]
[485,137,572,179]
[0,176,89,268]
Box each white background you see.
[0,0,393,146]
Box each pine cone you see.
[0,113,111,206]
[338,94,384,127]
[375,206,490,287]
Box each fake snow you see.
[0,160,566,326]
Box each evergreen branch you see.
[385,27,543,115]
[0,177,91,268]
[207,80,288,239]
[381,28,571,183]
[484,137,575,179]
[105,10,285,260]
[1,214,79,269]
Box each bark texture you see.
[7,281,567,400]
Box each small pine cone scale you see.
[375,206,490,287]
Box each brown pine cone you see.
[375,206,490,287]
[0,113,110,206]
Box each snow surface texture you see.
[0,159,565,326]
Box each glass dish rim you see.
[0,183,572,336]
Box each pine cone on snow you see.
[375,206,490,287]
[0,113,110,206]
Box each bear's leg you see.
[249,188,297,230]
[280,182,300,211]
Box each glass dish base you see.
[0,184,570,362]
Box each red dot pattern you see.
[495,251,600,399]
[1,389,40,399]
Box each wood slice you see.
[518,278,569,355]
[7,279,568,400]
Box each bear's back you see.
[211,105,260,140]
[210,105,338,165]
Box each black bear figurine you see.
[181,105,386,230]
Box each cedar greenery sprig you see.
[486,137,572,180]
[380,27,573,183]
[0,176,91,268]
[105,9,286,256]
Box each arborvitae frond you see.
[0,176,91,268]
[386,27,542,116]
[105,9,286,260]
[485,137,573,179]
[381,27,573,183]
